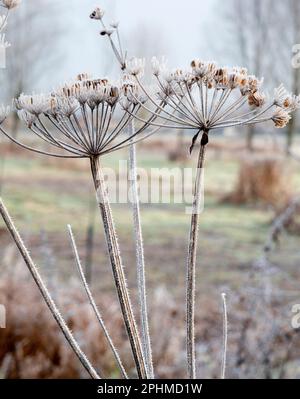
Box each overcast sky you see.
[40,0,222,89]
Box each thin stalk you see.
[186,132,207,379]
[90,156,148,379]
[0,198,100,380]
[67,224,128,379]
[128,119,154,378]
[221,292,228,379]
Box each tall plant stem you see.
[90,156,148,379]
[128,119,154,378]
[221,292,228,379]
[0,198,101,380]
[186,131,208,379]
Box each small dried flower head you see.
[228,72,242,89]
[17,109,36,128]
[126,57,145,76]
[191,59,216,81]
[247,75,263,93]
[0,104,10,123]
[151,56,168,76]
[274,84,300,111]
[55,96,79,116]
[274,84,287,105]
[122,81,147,106]
[16,93,51,116]
[110,21,119,29]
[106,85,119,106]
[100,28,114,36]
[90,7,104,20]
[214,67,229,88]
[248,91,266,108]
[1,0,21,9]
[77,73,90,81]
[271,108,291,128]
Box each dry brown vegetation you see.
[1,244,300,379]
[224,155,292,208]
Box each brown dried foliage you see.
[224,155,292,208]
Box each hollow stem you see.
[90,156,147,379]
[186,131,208,379]
[128,119,154,378]
[0,198,101,380]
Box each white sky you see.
[41,0,222,89]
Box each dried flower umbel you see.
[0,74,169,379]
[125,57,300,378]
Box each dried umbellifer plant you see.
[0,70,171,378]
[0,2,299,381]
[123,57,300,378]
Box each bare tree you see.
[285,0,300,153]
[1,0,64,137]
[219,0,286,150]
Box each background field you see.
[0,131,300,378]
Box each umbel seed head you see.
[90,7,104,20]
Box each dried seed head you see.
[247,75,263,93]
[1,0,21,10]
[126,57,145,76]
[17,109,36,128]
[90,7,104,20]
[274,84,300,111]
[214,68,229,88]
[191,59,216,81]
[16,93,52,116]
[56,96,79,116]
[248,91,266,108]
[151,56,168,76]
[99,29,114,36]
[110,21,119,29]
[271,109,291,128]
[77,73,90,81]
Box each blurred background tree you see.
[0,0,64,139]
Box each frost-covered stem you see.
[67,224,128,379]
[186,131,207,379]
[90,156,147,379]
[221,292,228,379]
[0,198,101,380]
[128,119,154,379]
[0,9,9,33]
